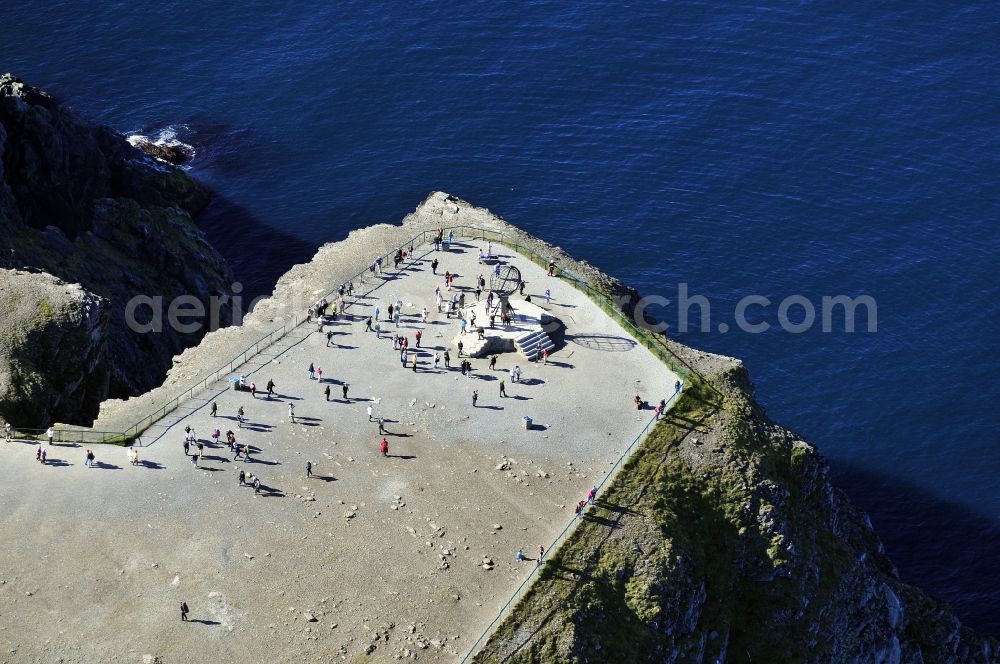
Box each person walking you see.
[443,350,451,368]
[326,330,334,346]
[434,353,440,370]
[324,385,331,401]
[537,545,545,567]
[379,437,389,457]
[196,442,204,463]
[412,355,418,372]
[46,427,54,446]
[374,321,382,338]
[365,316,373,332]
[542,348,549,364]
[378,417,386,435]
[288,403,295,423]
[181,601,189,622]
[342,383,349,401]
[367,404,374,421]
[237,406,245,428]
[306,461,313,478]
[509,367,517,384]
[253,476,261,495]
[183,439,190,457]
[500,381,507,398]
[472,390,479,407]
[431,259,439,274]
[239,469,246,486]
[5,422,12,442]
[85,449,95,468]
[587,486,598,503]
[317,367,323,382]
[308,363,316,380]
[489,355,497,371]
[415,330,422,347]
[545,288,551,305]
[266,379,275,398]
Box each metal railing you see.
[5,218,691,660]
[118,227,439,442]
[13,228,437,445]
[11,223,687,449]
[459,386,683,662]
[440,224,689,380]
[4,426,134,445]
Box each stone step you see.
[514,329,555,360]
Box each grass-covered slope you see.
[474,368,998,663]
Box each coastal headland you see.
[1,192,997,663]
[1,74,995,664]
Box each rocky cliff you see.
[0,269,110,427]
[0,74,233,427]
[104,189,989,663]
[473,289,999,663]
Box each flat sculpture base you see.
[453,298,555,358]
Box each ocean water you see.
[6,0,999,634]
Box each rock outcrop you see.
[0,74,233,426]
[127,136,193,165]
[473,267,999,662]
[81,190,995,661]
[0,269,110,428]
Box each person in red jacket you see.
[379,438,389,457]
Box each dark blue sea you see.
[7,0,999,634]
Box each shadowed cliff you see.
[0,74,234,426]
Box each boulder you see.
[129,136,193,165]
